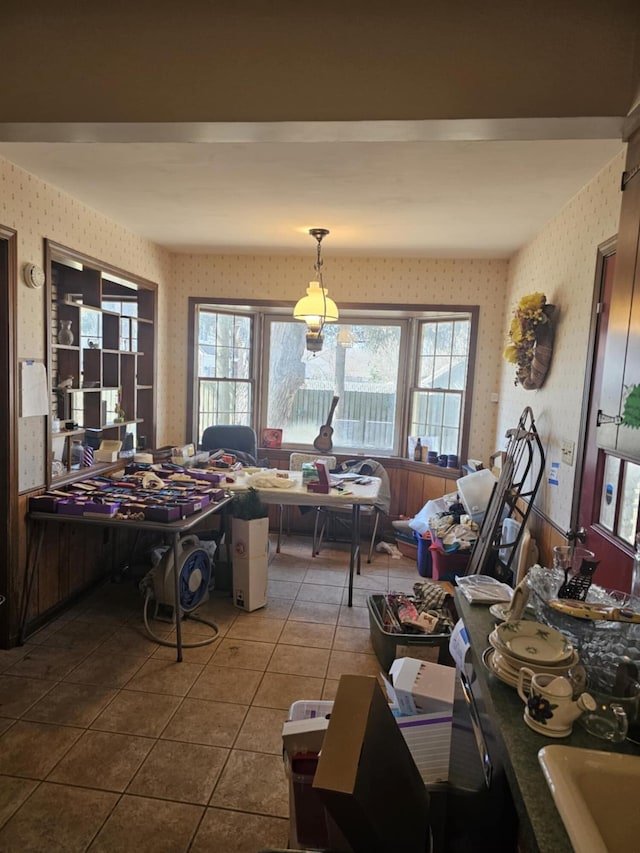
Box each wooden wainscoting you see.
[9,460,570,648]
[11,492,138,647]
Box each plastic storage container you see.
[429,544,471,581]
[395,531,418,560]
[414,531,433,577]
[456,468,497,525]
[367,593,452,671]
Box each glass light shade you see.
[293,281,339,332]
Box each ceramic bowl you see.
[494,619,573,665]
[489,629,578,673]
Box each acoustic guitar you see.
[313,395,340,451]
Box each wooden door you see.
[576,130,640,592]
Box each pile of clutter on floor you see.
[380,582,455,635]
[410,492,479,553]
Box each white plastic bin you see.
[288,700,334,721]
[456,469,497,524]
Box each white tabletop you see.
[225,470,381,507]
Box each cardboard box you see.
[94,439,123,463]
[312,675,431,853]
[388,657,455,716]
[395,711,453,784]
[232,553,268,611]
[231,517,269,559]
[384,657,455,785]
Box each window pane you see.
[449,354,468,391]
[418,319,470,391]
[411,390,462,457]
[618,461,640,544]
[196,309,253,433]
[80,309,101,350]
[433,356,451,388]
[421,323,437,356]
[435,322,453,355]
[198,380,252,438]
[102,299,137,318]
[418,355,434,387]
[265,320,401,451]
[198,311,251,380]
[412,317,471,456]
[599,454,620,532]
[453,320,470,354]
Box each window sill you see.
[258,447,461,478]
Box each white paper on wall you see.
[20,360,49,418]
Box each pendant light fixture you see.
[293,228,339,353]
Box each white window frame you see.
[189,300,478,462]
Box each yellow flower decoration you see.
[504,292,552,386]
[518,292,545,315]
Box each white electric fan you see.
[141,534,218,648]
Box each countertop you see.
[455,592,640,853]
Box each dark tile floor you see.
[0,535,419,852]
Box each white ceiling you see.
[0,125,625,258]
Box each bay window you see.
[189,300,477,463]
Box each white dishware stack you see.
[484,619,579,691]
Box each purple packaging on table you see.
[141,504,182,522]
[29,495,60,513]
[176,494,211,516]
[57,499,121,517]
[187,469,224,484]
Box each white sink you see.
[538,745,640,853]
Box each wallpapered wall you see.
[0,157,172,491]
[496,149,625,532]
[3,146,625,534]
[168,253,509,463]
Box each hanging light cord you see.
[314,231,328,339]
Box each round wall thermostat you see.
[23,263,45,289]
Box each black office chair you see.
[200,425,258,465]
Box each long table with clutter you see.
[25,458,382,656]
[25,462,234,661]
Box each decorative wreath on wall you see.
[503,292,556,390]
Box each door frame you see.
[571,234,617,530]
[0,226,18,648]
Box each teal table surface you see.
[455,592,640,853]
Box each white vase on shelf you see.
[58,320,74,346]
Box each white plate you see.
[490,603,512,622]
[489,632,580,675]
[495,619,573,664]
[483,647,521,689]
